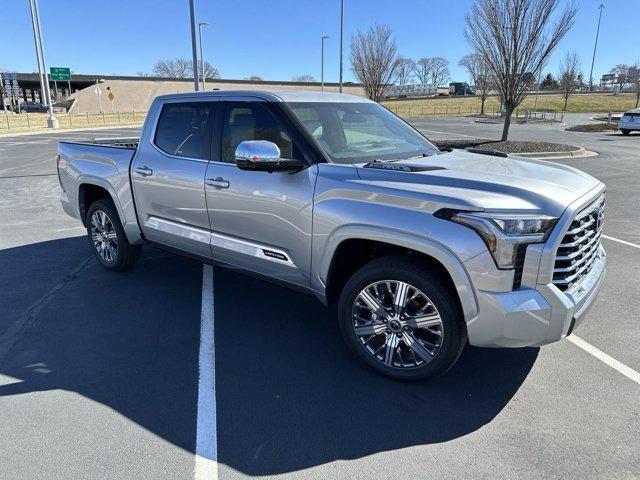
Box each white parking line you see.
[567,335,640,385]
[602,234,640,250]
[194,264,218,480]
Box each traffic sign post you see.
[50,67,70,100]
[94,83,103,113]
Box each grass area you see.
[0,111,146,134]
[566,123,619,132]
[383,93,639,116]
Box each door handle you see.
[206,177,230,189]
[134,166,153,177]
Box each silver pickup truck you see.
[57,90,606,380]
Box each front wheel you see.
[621,129,631,135]
[86,199,141,271]
[338,255,467,380]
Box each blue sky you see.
[0,0,633,84]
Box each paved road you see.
[0,121,639,479]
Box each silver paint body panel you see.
[57,90,606,348]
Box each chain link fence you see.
[0,111,146,133]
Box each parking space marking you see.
[602,235,640,250]
[194,264,218,480]
[568,335,640,385]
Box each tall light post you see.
[189,0,200,91]
[588,3,605,92]
[29,0,57,128]
[321,35,329,92]
[339,0,344,93]
[198,22,209,91]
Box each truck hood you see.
[354,149,602,216]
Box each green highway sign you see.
[50,67,71,81]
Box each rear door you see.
[204,98,317,287]
[131,99,218,258]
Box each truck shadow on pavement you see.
[0,238,538,476]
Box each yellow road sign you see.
[107,91,115,102]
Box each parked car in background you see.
[56,90,607,380]
[619,108,640,135]
[16,102,48,114]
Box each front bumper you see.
[465,246,606,348]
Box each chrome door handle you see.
[134,166,153,177]
[206,177,230,189]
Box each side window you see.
[220,102,295,163]
[154,102,214,159]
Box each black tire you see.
[86,199,141,271]
[338,255,467,380]
[621,129,631,135]
[20,109,27,115]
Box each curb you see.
[0,123,143,138]
[514,147,599,160]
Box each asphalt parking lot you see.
[1,118,639,479]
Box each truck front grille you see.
[553,195,605,292]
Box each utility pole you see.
[189,0,200,91]
[339,0,344,93]
[321,35,329,92]
[199,22,209,91]
[588,3,605,92]
[29,0,57,128]
[28,0,46,107]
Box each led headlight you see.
[437,210,557,269]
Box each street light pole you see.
[588,3,605,92]
[339,0,344,93]
[189,0,200,91]
[321,35,329,92]
[199,22,209,91]
[29,0,57,128]
[28,0,46,107]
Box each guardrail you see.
[0,111,147,133]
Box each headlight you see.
[436,210,557,269]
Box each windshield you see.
[287,102,439,164]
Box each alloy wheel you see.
[352,280,444,369]
[90,210,118,263]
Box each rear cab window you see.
[154,102,214,159]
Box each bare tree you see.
[628,63,640,108]
[465,0,577,141]
[558,51,581,110]
[292,74,316,82]
[459,53,493,114]
[429,57,450,86]
[413,58,431,84]
[136,71,151,77]
[412,57,449,85]
[152,58,219,79]
[611,64,630,90]
[395,57,416,85]
[153,58,192,78]
[350,24,400,101]
[245,75,263,81]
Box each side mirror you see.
[235,140,304,172]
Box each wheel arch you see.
[318,226,478,322]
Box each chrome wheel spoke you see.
[402,332,434,361]
[383,334,400,366]
[357,289,386,316]
[405,313,442,330]
[354,322,386,337]
[392,281,410,310]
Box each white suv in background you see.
[619,108,640,135]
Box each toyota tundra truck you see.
[56,90,606,380]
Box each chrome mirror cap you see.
[235,140,281,164]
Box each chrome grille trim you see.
[552,194,605,292]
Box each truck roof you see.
[154,89,372,104]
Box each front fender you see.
[313,224,479,322]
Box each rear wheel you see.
[86,199,141,271]
[20,109,27,115]
[337,255,467,380]
[621,129,631,135]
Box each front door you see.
[204,100,317,287]
[131,100,217,258]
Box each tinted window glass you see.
[220,102,294,163]
[154,102,214,159]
